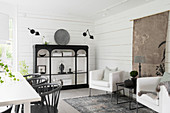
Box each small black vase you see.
[131,78,136,86]
[131,78,137,94]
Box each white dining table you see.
[0,72,41,113]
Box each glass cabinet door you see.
[51,49,75,86]
[77,50,87,84]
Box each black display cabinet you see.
[33,44,89,89]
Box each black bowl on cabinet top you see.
[39,54,46,57]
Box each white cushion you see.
[139,94,159,106]
[103,66,118,81]
[92,80,110,87]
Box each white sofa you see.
[136,76,170,113]
[89,69,123,100]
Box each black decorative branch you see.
[158,41,166,48]
[156,41,166,76]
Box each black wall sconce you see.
[83,29,94,39]
[28,28,40,36]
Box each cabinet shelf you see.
[33,44,89,90]
[41,72,87,76]
[37,56,87,58]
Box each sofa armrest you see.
[137,76,162,93]
[109,71,123,85]
[159,85,170,113]
[109,71,123,91]
[89,69,104,81]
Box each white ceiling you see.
[0,0,155,19]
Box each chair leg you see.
[111,92,113,102]
[89,88,91,97]
[136,102,138,113]
[123,89,125,96]
[15,105,20,113]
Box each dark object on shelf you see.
[130,71,138,78]
[39,53,46,57]
[28,28,40,36]
[33,45,89,90]
[69,68,71,72]
[54,29,70,45]
[124,79,134,88]
[37,65,46,74]
[67,68,73,74]
[83,29,94,39]
[59,63,65,74]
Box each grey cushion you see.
[102,67,118,81]
[160,72,170,82]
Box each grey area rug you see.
[64,94,154,113]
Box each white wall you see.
[17,0,170,77]
[17,11,95,73]
[94,0,170,78]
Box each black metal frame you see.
[116,82,136,110]
[33,44,89,90]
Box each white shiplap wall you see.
[17,12,95,73]
[94,0,170,78]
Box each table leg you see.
[116,85,118,104]
[89,88,91,97]
[24,102,30,113]
[129,89,131,109]
[136,102,138,113]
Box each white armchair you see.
[136,76,170,113]
[89,69,123,100]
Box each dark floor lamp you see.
[134,56,145,77]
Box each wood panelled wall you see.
[94,0,170,78]
[17,12,95,73]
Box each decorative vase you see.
[131,78,137,94]
[58,63,66,74]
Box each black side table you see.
[116,82,136,110]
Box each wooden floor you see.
[10,88,105,113]
[58,88,105,113]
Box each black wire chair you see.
[27,77,48,88]
[1,105,12,113]
[23,73,41,80]
[31,80,63,113]
[15,75,48,113]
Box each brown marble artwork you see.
[133,11,169,77]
